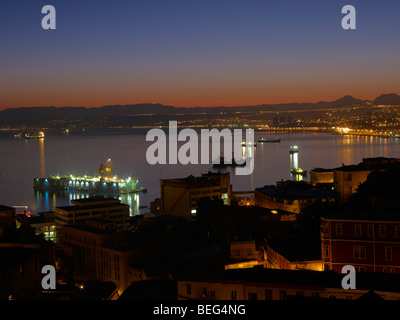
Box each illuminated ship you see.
[24,132,45,140]
[14,132,45,140]
[258,137,280,143]
[33,159,142,194]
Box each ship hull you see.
[33,177,139,194]
[258,139,280,143]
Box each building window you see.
[367,225,373,237]
[202,288,207,298]
[324,245,329,258]
[248,293,257,300]
[247,249,252,257]
[265,289,273,300]
[296,291,304,297]
[210,290,215,299]
[336,223,342,236]
[186,284,191,295]
[279,290,287,300]
[353,246,366,259]
[355,224,361,236]
[234,249,240,257]
[379,225,386,237]
[396,226,400,238]
[312,292,320,299]
[231,290,237,300]
[385,247,392,260]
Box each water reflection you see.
[34,190,141,216]
[39,138,46,177]
[289,145,306,182]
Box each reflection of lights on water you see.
[35,190,142,216]
[39,138,45,177]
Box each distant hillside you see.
[0,94,396,127]
[0,104,177,126]
[373,93,400,105]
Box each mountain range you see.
[1,93,399,127]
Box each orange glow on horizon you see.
[0,91,382,111]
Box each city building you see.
[58,219,157,296]
[309,168,334,186]
[254,180,334,214]
[0,246,44,300]
[229,236,258,261]
[333,165,371,199]
[16,212,56,242]
[160,171,231,220]
[177,267,400,300]
[264,233,323,271]
[224,236,263,270]
[55,196,130,235]
[0,218,55,300]
[333,157,400,199]
[0,205,16,238]
[231,191,255,207]
[321,210,400,274]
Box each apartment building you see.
[160,172,231,220]
[321,210,400,273]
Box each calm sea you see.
[0,128,399,215]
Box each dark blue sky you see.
[1,0,399,109]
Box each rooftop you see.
[161,171,229,188]
[179,267,400,294]
[0,205,15,211]
[61,223,119,235]
[310,168,334,173]
[333,157,400,172]
[255,181,334,200]
[266,232,321,262]
[53,196,127,212]
[71,196,122,205]
[321,208,400,222]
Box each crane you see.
[99,158,115,181]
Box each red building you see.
[321,210,400,274]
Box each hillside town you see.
[2,154,400,301]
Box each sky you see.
[0,0,399,110]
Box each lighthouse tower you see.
[289,146,299,172]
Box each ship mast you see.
[105,158,114,179]
[99,158,114,181]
